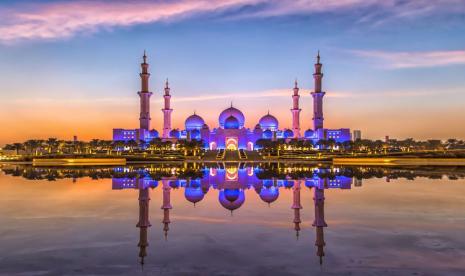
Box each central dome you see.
[219,105,245,129]
[224,115,240,129]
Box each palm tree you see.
[45,138,58,154]
[24,139,40,156]
[4,143,24,155]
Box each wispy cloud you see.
[353,49,465,68]
[1,0,464,43]
[6,87,457,107]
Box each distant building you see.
[113,51,353,148]
[353,130,362,140]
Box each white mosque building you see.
[113,51,351,150]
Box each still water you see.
[0,163,464,275]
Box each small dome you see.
[169,129,180,138]
[259,186,279,204]
[202,124,209,130]
[304,129,315,138]
[259,113,279,131]
[185,187,204,204]
[219,106,245,128]
[224,115,240,129]
[185,113,205,130]
[263,129,273,139]
[254,124,261,130]
[219,189,245,211]
[149,129,159,138]
[190,129,201,140]
[284,129,294,138]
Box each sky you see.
[0,0,465,145]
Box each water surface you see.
[0,163,464,275]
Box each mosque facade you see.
[113,52,351,149]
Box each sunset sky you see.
[1,0,465,145]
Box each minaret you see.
[312,185,328,265]
[291,80,302,138]
[138,51,153,130]
[291,180,303,239]
[161,179,172,240]
[136,187,151,266]
[311,51,325,132]
[162,79,173,138]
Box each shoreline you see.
[2,156,465,166]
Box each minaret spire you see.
[291,180,303,239]
[162,78,173,138]
[161,179,173,240]
[311,51,325,134]
[136,184,151,266]
[313,184,327,265]
[138,51,153,130]
[291,79,302,138]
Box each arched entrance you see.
[210,142,217,150]
[225,137,238,150]
[247,142,254,151]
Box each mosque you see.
[113,51,351,149]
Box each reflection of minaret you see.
[161,180,172,240]
[138,51,153,130]
[311,51,325,132]
[291,180,303,239]
[136,187,151,266]
[162,79,173,138]
[312,186,327,265]
[291,80,302,138]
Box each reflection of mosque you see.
[112,165,356,266]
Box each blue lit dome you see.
[190,129,201,140]
[219,106,245,128]
[259,113,279,131]
[185,113,205,130]
[219,189,245,211]
[149,129,159,138]
[304,129,315,138]
[259,186,279,204]
[185,187,204,204]
[263,129,273,139]
[224,115,240,129]
[283,129,294,138]
[169,129,180,138]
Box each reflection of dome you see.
[263,129,273,139]
[185,113,205,130]
[219,189,245,211]
[224,115,240,129]
[284,129,294,138]
[304,129,314,138]
[169,180,180,189]
[224,189,240,201]
[259,113,279,131]
[169,129,180,138]
[259,186,279,204]
[284,180,294,189]
[185,187,204,204]
[219,106,245,128]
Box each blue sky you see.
[0,0,465,144]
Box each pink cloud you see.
[353,49,465,68]
[1,0,464,43]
